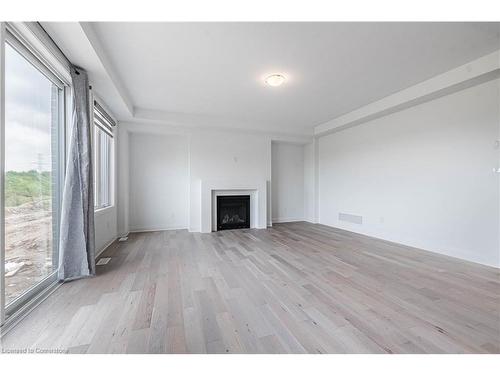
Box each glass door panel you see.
[3,41,62,311]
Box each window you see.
[93,101,114,209]
[3,32,65,311]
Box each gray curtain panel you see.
[58,66,96,281]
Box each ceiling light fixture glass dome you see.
[265,74,286,87]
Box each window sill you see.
[94,205,115,217]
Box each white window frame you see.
[92,94,115,212]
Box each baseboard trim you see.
[129,227,188,233]
[304,218,319,224]
[272,218,305,224]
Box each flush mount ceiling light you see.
[265,74,286,87]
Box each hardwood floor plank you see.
[2,222,499,353]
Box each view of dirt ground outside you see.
[4,172,54,305]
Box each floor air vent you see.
[96,257,111,266]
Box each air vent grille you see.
[338,212,363,224]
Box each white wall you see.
[129,132,189,232]
[319,79,500,267]
[271,142,305,222]
[116,123,310,234]
[95,207,117,255]
[189,130,271,232]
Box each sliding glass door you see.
[3,35,64,315]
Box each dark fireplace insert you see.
[217,195,250,231]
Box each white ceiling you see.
[44,22,500,135]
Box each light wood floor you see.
[1,222,499,353]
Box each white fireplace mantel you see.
[200,179,267,233]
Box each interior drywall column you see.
[117,126,129,236]
[497,79,500,266]
[313,137,320,223]
[267,138,272,227]
[113,123,117,219]
[304,138,320,223]
[0,22,6,326]
[304,142,314,222]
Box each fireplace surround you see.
[199,179,267,233]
